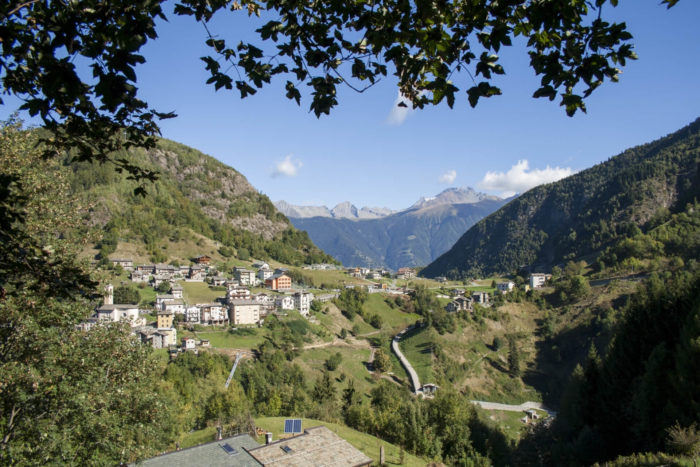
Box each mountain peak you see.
[409,187,500,210]
[274,200,395,220]
[331,201,358,218]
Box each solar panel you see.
[284,418,302,433]
[221,443,238,455]
[281,445,293,454]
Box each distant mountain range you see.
[421,117,700,278]
[275,200,395,220]
[276,188,508,270]
[276,187,500,221]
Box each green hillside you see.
[65,138,335,266]
[422,117,700,278]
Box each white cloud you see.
[386,91,414,126]
[439,169,457,184]
[271,155,302,178]
[478,160,575,197]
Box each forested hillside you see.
[289,199,507,270]
[422,118,700,278]
[65,138,335,265]
[516,269,700,465]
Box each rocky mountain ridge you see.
[275,187,499,220]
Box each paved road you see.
[471,400,556,417]
[391,325,422,395]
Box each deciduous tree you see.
[0,0,681,180]
[0,121,172,464]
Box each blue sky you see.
[4,2,700,210]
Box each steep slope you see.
[66,138,335,266]
[289,198,507,269]
[422,118,700,278]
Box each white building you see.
[156,294,175,307]
[95,304,143,326]
[181,337,196,350]
[293,291,314,316]
[171,284,184,299]
[234,267,256,286]
[252,293,276,313]
[496,281,515,293]
[275,295,294,311]
[229,300,262,325]
[198,303,228,325]
[256,264,273,282]
[185,305,201,324]
[529,273,548,289]
[227,285,251,302]
[161,298,185,315]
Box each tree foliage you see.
[525,270,700,464]
[1,0,681,176]
[0,121,171,464]
[335,287,368,320]
[113,284,141,304]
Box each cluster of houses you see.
[445,289,491,313]
[79,257,322,350]
[345,266,418,280]
[112,255,215,286]
[443,274,549,312]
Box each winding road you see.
[391,325,423,395]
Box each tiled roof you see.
[134,433,261,467]
[247,426,372,467]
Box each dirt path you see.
[470,400,556,417]
[302,336,372,351]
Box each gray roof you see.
[230,300,261,306]
[97,304,139,311]
[133,433,261,466]
[248,426,372,467]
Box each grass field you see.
[477,407,549,441]
[398,326,434,384]
[362,294,421,331]
[255,417,427,467]
[138,285,157,306]
[194,329,266,349]
[295,345,376,399]
[181,281,226,304]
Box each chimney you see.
[216,426,223,441]
[265,432,273,445]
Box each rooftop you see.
[247,426,372,467]
[133,433,260,467]
[97,304,139,311]
[230,300,262,306]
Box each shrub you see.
[326,352,343,371]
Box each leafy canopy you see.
[1,0,681,179]
[0,120,172,464]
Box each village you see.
[81,254,552,359]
